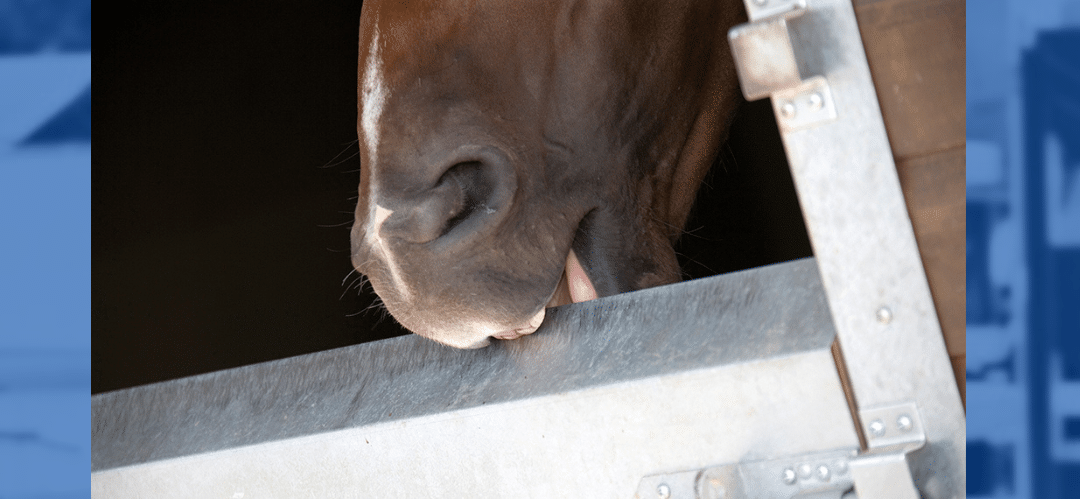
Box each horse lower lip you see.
[491,328,528,340]
[492,308,546,340]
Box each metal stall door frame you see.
[719,0,966,497]
[90,0,964,497]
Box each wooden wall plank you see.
[855,0,966,159]
[854,0,966,403]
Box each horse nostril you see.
[379,160,498,244]
[439,161,495,237]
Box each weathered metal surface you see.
[92,258,860,497]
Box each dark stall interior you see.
[94,1,810,394]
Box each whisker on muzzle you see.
[317,219,356,229]
[319,139,360,169]
[341,268,360,286]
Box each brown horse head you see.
[351,0,744,347]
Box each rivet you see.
[782,468,797,485]
[876,306,893,324]
[834,460,848,474]
[780,102,796,119]
[897,414,913,431]
[816,465,831,482]
[869,419,886,437]
[657,483,671,499]
[798,463,813,479]
[809,93,823,110]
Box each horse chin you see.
[487,250,598,343]
[468,249,595,346]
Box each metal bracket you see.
[847,402,926,499]
[848,451,920,499]
[772,76,837,132]
[859,402,926,451]
[635,448,859,499]
[634,403,927,499]
[728,0,837,131]
[745,0,808,21]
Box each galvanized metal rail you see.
[92,258,860,497]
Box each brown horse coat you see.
[351,0,745,347]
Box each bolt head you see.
[897,414,913,431]
[780,102,796,119]
[869,419,887,437]
[782,468,798,485]
[657,483,671,499]
[876,306,893,324]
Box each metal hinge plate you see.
[728,0,837,130]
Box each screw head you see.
[897,414,913,431]
[782,468,797,485]
[780,102,796,119]
[809,93,824,110]
[657,483,671,499]
[869,419,887,437]
[876,306,893,324]
[816,465,831,482]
